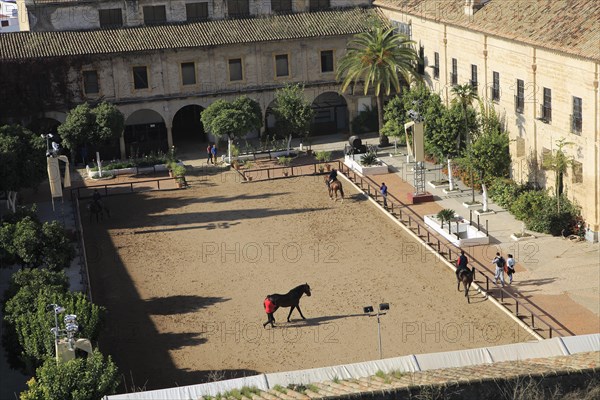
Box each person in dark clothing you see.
[263,296,277,328]
[92,189,102,205]
[206,144,213,164]
[380,182,388,208]
[456,250,468,278]
[327,168,338,188]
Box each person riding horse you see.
[92,189,103,208]
[456,250,468,277]
[327,168,338,188]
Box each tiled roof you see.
[375,0,600,61]
[0,8,382,60]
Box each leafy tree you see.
[0,212,74,270]
[12,216,44,267]
[337,26,420,146]
[91,101,125,143]
[202,96,263,162]
[0,125,47,193]
[272,84,314,154]
[58,102,124,163]
[202,96,263,141]
[5,287,105,372]
[41,221,76,271]
[57,103,96,162]
[21,351,119,400]
[426,104,470,162]
[382,85,445,150]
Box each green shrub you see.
[314,151,331,162]
[360,152,379,166]
[20,351,119,400]
[510,190,550,223]
[489,177,524,209]
[41,221,76,271]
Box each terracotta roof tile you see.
[0,8,382,60]
[375,0,600,60]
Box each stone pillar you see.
[167,126,173,148]
[119,134,126,159]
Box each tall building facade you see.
[375,0,599,241]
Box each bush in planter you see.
[360,152,380,166]
[489,177,524,209]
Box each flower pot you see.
[306,149,313,156]
[325,164,331,172]
[247,176,253,181]
[283,171,289,177]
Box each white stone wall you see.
[380,7,600,234]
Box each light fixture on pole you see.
[363,303,390,359]
[41,133,54,157]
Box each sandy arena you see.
[83,171,533,390]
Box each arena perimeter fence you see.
[241,159,567,339]
[70,177,179,301]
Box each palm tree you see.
[451,83,478,154]
[543,138,574,212]
[337,26,420,147]
[451,83,478,202]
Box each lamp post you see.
[48,304,80,363]
[363,303,390,359]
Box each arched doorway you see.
[124,109,167,158]
[311,92,349,135]
[172,105,205,147]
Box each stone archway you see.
[311,92,349,136]
[124,109,167,158]
[172,105,205,147]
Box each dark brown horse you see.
[267,283,311,322]
[457,267,475,303]
[324,176,344,202]
[87,200,110,223]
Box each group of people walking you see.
[206,144,218,164]
[456,250,516,287]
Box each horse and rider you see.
[88,189,110,222]
[456,250,475,303]
[324,168,344,201]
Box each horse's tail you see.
[339,186,344,198]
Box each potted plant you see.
[437,208,456,233]
[315,151,332,171]
[278,156,292,176]
[360,152,380,167]
[173,165,187,188]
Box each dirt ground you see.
[83,171,533,391]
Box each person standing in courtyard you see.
[492,252,506,287]
[263,296,277,328]
[206,144,213,164]
[380,182,388,208]
[211,144,218,164]
[506,253,516,284]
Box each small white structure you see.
[0,0,19,33]
[424,214,489,247]
[344,155,389,176]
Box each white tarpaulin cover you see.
[560,333,600,355]
[486,339,566,362]
[415,347,493,371]
[107,375,268,400]
[105,334,600,400]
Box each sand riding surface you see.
[84,172,532,390]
